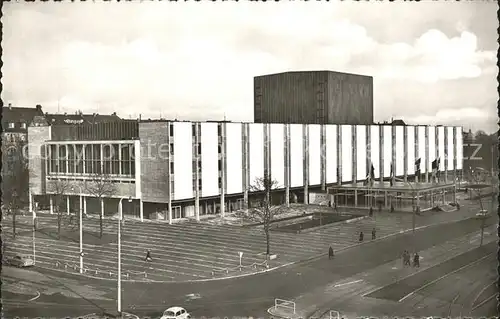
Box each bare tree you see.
[84,173,117,238]
[47,179,70,239]
[2,154,30,239]
[249,174,283,257]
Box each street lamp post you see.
[72,185,84,274]
[29,189,37,265]
[476,210,489,247]
[118,196,132,315]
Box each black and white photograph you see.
[1,1,498,318]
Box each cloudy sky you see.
[2,1,498,132]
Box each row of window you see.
[3,133,26,142]
[47,144,135,176]
[7,122,27,129]
[168,124,224,137]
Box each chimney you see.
[35,104,42,112]
[8,103,12,110]
[112,112,117,116]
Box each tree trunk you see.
[57,211,61,240]
[99,198,103,238]
[12,208,16,239]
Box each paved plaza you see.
[2,200,488,282]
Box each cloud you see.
[1,2,497,133]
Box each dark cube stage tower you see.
[254,70,373,125]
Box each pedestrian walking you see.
[371,228,376,240]
[328,246,334,260]
[359,231,364,242]
[369,206,373,217]
[145,250,152,262]
[402,250,410,267]
[413,252,420,268]
[390,204,395,213]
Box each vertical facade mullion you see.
[352,126,357,183]
[337,125,342,186]
[264,124,270,179]
[82,143,86,174]
[303,124,309,204]
[444,127,449,183]
[284,124,290,206]
[167,122,172,224]
[379,125,384,183]
[65,145,69,174]
[100,144,104,174]
[118,143,122,176]
[392,125,396,184]
[45,144,50,178]
[320,124,326,191]
[242,124,249,210]
[194,123,200,221]
[129,143,132,177]
[403,126,408,182]
[415,127,419,183]
[56,144,60,174]
[366,125,371,179]
[425,126,429,183]
[453,127,457,183]
[73,145,77,174]
[435,127,439,182]
[220,123,226,217]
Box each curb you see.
[299,216,367,234]
[32,261,296,284]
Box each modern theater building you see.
[26,70,464,223]
[27,118,464,223]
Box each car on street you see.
[160,307,191,319]
[8,254,34,268]
[476,210,490,218]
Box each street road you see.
[4,216,496,319]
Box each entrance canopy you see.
[328,181,455,193]
[327,180,457,210]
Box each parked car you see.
[160,307,190,319]
[476,210,490,218]
[9,254,34,268]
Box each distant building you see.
[44,111,121,126]
[2,103,44,205]
[254,71,373,125]
[2,103,44,145]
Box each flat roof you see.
[328,181,456,192]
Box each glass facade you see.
[47,142,135,177]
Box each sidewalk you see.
[267,225,497,319]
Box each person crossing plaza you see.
[145,250,153,262]
[371,228,376,240]
[328,246,334,260]
[413,252,420,268]
[402,250,411,267]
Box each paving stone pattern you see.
[2,201,487,282]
